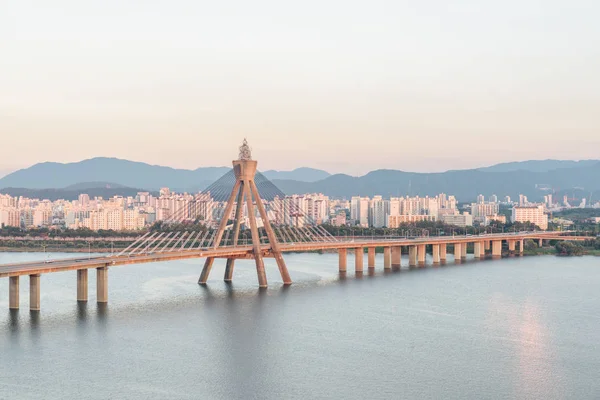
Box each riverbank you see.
[523,247,600,256]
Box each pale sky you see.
[1,0,599,177]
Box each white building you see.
[441,212,473,227]
[511,205,548,230]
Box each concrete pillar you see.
[480,241,486,258]
[519,239,524,255]
[96,267,108,303]
[461,242,467,260]
[440,243,447,261]
[9,276,19,310]
[484,240,491,250]
[77,269,88,302]
[355,248,364,273]
[30,274,40,311]
[474,242,481,259]
[338,249,347,272]
[454,243,462,263]
[492,240,502,258]
[391,247,401,268]
[432,244,440,264]
[368,247,376,268]
[417,244,426,266]
[383,247,391,269]
[508,240,516,253]
[409,246,417,267]
[538,239,543,248]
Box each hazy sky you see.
[1,0,599,177]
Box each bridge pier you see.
[392,247,401,268]
[355,248,364,273]
[461,242,467,260]
[417,244,426,266]
[338,249,347,272]
[508,240,516,254]
[440,243,447,262]
[368,248,375,269]
[519,239,524,256]
[9,276,19,310]
[224,259,235,282]
[77,269,88,302]
[30,274,40,311]
[96,267,108,303]
[474,242,481,259]
[492,240,502,258]
[485,240,490,250]
[480,241,486,258]
[538,239,543,248]
[454,243,462,263]
[383,247,391,269]
[409,246,417,267]
[199,257,215,284]
[432,244,440,264]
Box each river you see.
[1,252,599,399]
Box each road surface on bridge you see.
[0,231,588,279]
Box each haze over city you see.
[2,0,599,176]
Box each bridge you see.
[0,140,591,311]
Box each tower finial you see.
[238,138,252,160]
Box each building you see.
[330,212,347,227]
[482,214,507,226]
[441,212,473,227]
[471,202,500,222]
[387,214,436,228]
[511,205,548,230]
[369,196,388,228]
[489,194,498,203]
[477,194,485,204]
[0,208,20,227]
[519,194,528,206]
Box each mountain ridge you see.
[1,158,598,202]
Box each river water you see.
[0,252,599,399]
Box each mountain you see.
[1,158,599,201]
[0,158,228,192]
[262,168,330,182]
[0,158,331,192]
[63,182,128,190]
[273,162,600,201]
[477,159,599,173]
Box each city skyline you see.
[2,1,600,175]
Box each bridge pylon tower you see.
[198,139,291,287]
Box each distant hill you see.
[0,158,331,191]
[0,186,156,201]
[273,162,600,201]
[1,158,599,201]
[0,158,229,192]
[63,182,128,190]
[262,167,330,182]
[477,159,599,173]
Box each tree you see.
[555,241,584,256]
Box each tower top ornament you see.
[238,138,252,160]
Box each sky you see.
[1,0,599,177]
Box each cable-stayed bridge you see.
[0,140,591,311]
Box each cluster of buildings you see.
[2,187,594,232]
[0,190,335,232]
[349,194,470,227]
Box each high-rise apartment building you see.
[511,205,548,230]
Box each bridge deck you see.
[0,232,591,278]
